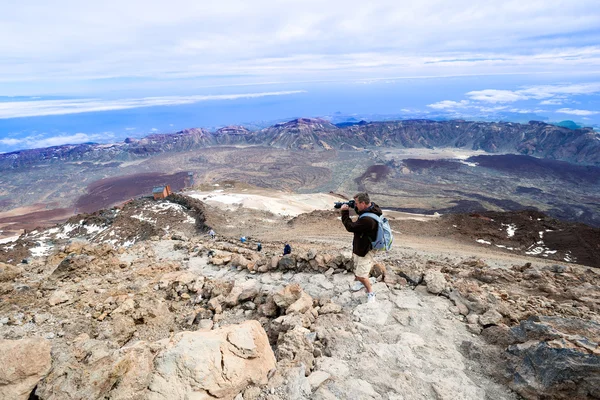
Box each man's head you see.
[353,192,371,211]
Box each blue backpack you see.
[359,212,394,251]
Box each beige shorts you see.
[353,252,374,278]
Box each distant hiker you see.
[257,242,262,252]
[240,236,247,244]
[283,243,292,255]
[339,192,382,303]
[209,229,215,239]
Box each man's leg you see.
[353,253,374,294]
[355,275,373,293]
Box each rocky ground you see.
[0,191,599,399]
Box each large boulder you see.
[504,316,600,399]
[277,255,296,270]
[148,320,276,399]
[0,338,52,400]
[36,321,276,400]
[35,335,124,400]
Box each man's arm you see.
[341,207,375,233]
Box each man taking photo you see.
[340,192,382,303]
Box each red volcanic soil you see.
[75,172,190,214]
[0,207,74,236]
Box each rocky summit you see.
[0,191,599,400]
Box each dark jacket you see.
[341,202,382,256]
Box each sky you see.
[1,0,599,152]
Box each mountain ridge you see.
[1,118,599,169]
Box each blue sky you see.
[1,0,599,152]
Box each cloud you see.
[466,82,600,104]
[556,108,599,116]
[466,89,528,103]
[427,100,469,109]
[0,91,306,119]
[0,132,115,151]
[0,138,24,145]
[539,99,564,105]
[1,1,600,93]
[28,133,99,148]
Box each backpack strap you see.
[359,212,381,222]
[358,212,380,243]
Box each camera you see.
[333,199,355,209]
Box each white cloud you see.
[1,1,600,93]
[0,132,114,151]
[466,89,530,103]
[556,108,600,116]
[0,91,306,119]
[427,100,470,109]
[30,133,97,148]
[0,138,24,145]
[466,82,600,103]
[539,99,564,105]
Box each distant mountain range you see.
[1,118,599,169]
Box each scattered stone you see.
[0,262,24,282]
[307,370,331,391]
[48,290,71,306]
[319,303,342,314]
[424,270,446,294]
[479,310,503,326]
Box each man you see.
[340,192,382,303]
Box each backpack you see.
[359,212,394,251]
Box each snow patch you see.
[84,224,106,234]
[526,246,545,255]
[122,239,136,247]
[0,236,19,244]
[476,239,491,245]
[30,241,52,257]
[153,203,185,212]
[131,214,156,223]
[502,223,517,238]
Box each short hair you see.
[353,192,370,204]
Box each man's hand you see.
[340,204,349,211]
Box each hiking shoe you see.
[367,292,376,303]
[351,278,377,292]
